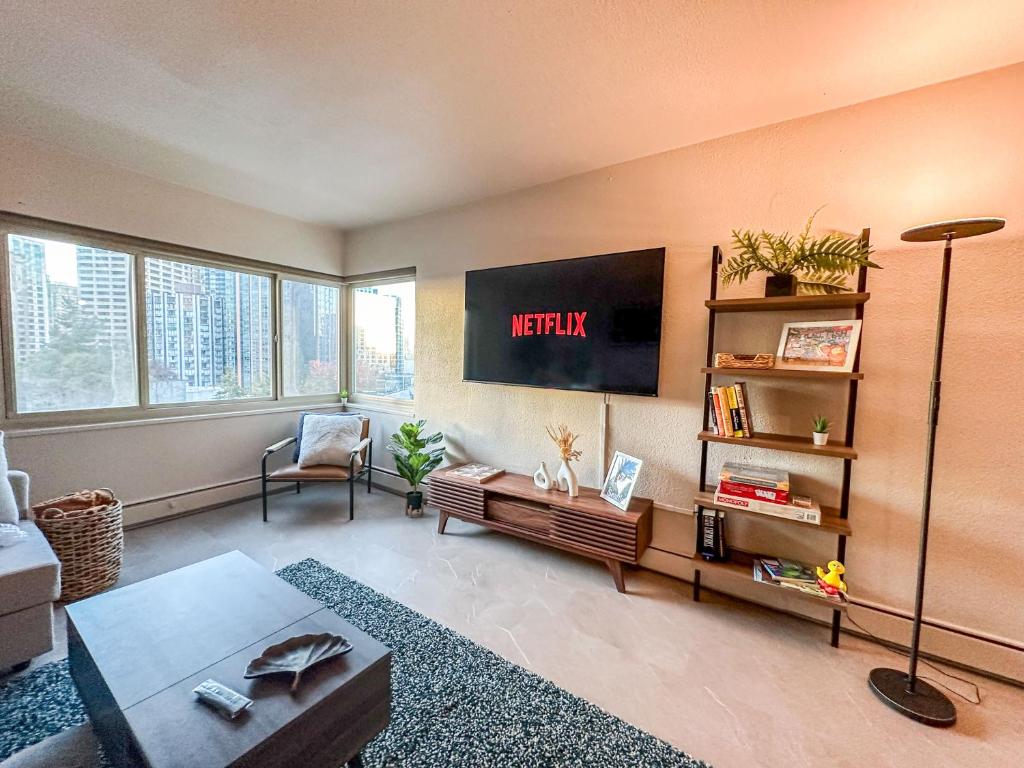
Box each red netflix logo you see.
[511,311,587,337]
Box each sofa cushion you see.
[0,431,19,525]
[0,602,54,668]
[0,521,60,615]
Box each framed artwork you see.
[600,451,643,512]
[775,320,862,373]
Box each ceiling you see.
[2,1,1024,229]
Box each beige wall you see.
[347,64,1024,679]
[1,131,346,524]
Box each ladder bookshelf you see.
[693,230,870,647]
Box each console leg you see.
[605,559,626,593]
[437,510,449,535]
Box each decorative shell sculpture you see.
[244,633,353,691]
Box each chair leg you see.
[349,478,355,520]
[367,443,373,493]
[261,476,268,522]
[296,482,301,494]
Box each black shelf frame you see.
[693,230,870,647]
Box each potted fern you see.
[723,209,880,297]
[387,420,445,517]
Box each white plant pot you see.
[812,431,829,446]
[556,459,579,497]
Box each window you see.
[1,214,349,423]
[281,279,340,396]
[6,234,138,413]
[351,280,415,401]
[144,257,272,404]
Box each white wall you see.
[0,131,346,524]
[346,64,1024,680]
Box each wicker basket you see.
[33,489,124,601]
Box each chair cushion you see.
[298,414,363,468]
[268,463,353,481]
[0,521,60,615]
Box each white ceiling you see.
[2,0,1024,229]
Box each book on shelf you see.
[778,580,849,605]
[445,463,505,483]
[724,385,743,438]
[753,560,847,604]
[759,557,815,583]
[733,381,753,437]
[719,463,790,491]
[707,391,718,434]
[711,389,728,437]
[713,487,821,525]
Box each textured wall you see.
[346,64,1024,678]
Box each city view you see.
[7,234,340,412]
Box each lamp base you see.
[868,668,957,727]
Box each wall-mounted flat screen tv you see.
[464,248,665,396]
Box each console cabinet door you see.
[549,506,638,561]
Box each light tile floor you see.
[9,484,1024,767]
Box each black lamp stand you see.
[868,217,1005,727]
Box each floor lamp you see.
[868,216,1005,726]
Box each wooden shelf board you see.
[697,430,857,460]
[701,367,863,381]
[693,551,849,611]
[706,292,870,313]
[694,491,851,536]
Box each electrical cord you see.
[845,608,982,705]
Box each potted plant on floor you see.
[812,415,830,446]
[387,420,445,517]
[723,209,880,296]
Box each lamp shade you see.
[901,217,1005,242]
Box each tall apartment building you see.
[7,236,50,363]
[76,246,133,348]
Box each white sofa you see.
[1,470,60,672]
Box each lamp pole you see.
[868,217,1004,727]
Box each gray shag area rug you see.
[0,558,709,767]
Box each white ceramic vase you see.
[533,461,554,490]
[812,431,829,446]
[556,459,579,497]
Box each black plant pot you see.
[764,274,798,297]
[405,491,424,518]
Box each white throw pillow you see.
[297,415,364,469]
[0,431,19,525]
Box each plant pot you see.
[405,491,424,518]
[340,398,348,407]
[764,274,798,297]
[812,431,829,446]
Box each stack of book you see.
[712,463,822,525]
[707,382,753,438]
[753,557,848,604]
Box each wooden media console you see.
[427,467,653,592]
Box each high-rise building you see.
[8,236,50,363]
[76,246,133,346]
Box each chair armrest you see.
[349,438,372,456]
[264,437,296,457]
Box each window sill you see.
[345,398,416,418]
[3,401,345,439]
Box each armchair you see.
[261,415,372,522]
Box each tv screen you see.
[463,248,665,396]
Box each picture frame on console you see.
[600,451,643,512]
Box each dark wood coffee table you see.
[66,551,390,768]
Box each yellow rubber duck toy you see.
[816,560,847,593]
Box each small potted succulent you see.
[338,389,349,407]
[812,416,830,446]
[387,420,445,517]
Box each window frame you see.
[346,274,416,413]
[278,275,343,400]
[0,212,346,428]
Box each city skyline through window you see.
[282,279,340,396]
[352,280,415,400]
[7,234,138,413]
